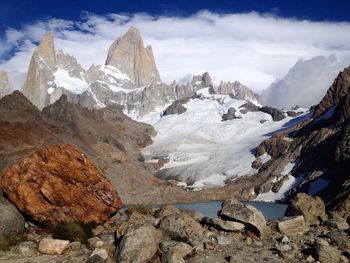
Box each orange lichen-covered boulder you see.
[1,144,122,226]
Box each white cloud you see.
[0,11,350,97]
[262,55,347,109]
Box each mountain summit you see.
[105,27,161,87]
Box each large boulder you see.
[1,144,122,226]
[117,224,161,263]
[163,97,190,116]
[277,216,309,236]
[222,108,238,121]
[259,106,285,121]
[38,238,70,255]
[285,193,327,226]
[160,213,204,242]
[0,196,25,238]
[219,199,267,237]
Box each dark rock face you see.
[1,144,122,226]
[239,102,259,114]
[251,65,350,216]
[259,106,286,121]
[285,193,327,226]
[222,108,238,121]
[0,91,198,206]
[313,66,350,118]
[163,97,190,116]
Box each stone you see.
[222,108,239,121]
[93,225,105,236]
[314,245,341,263]
[87,237,104,249]
[277,216,308,236]
[219,199,267,237]
[203,217,245,232]
[160,213,204,242]
[216,236,232,246]
[285,193,327,226]
[239,101,260,114]
[105,27,161,87]
[117,224,161,263]
[315,238,329,246]
[325,212,349,230]
[70,241,82,251]
[15,241,37,257]
[161,242,193,263]
[340,255,350,263]
[306,255,315,262]
[182,210,205,223]
[0,197,25,238]
[1,144,122,226]
[163,97,190,116]
[38,238,70,255]
[259,106,285,121]
[155,205,181,219]
[86,248,108,263]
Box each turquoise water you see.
[175,201,288,220]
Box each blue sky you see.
[1,0,350,96]
[2,0,350,34]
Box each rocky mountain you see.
[105,27,161,87]
[252,66,350,215]
[0,71,11,98]
[0,91,201,205]
[215,80,263,105]
[20,28,262,118]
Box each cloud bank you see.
[0,11,350,102]
[262,55,347,108]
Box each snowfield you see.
[141,88,309,191]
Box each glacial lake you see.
[175,201,288,220]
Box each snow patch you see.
[255,174,305,202]
[54,68,88,94]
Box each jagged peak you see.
[313,65,350,118]
[35,32,56,67]
[105,26,161,86]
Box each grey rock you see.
[15,241,37,257]
[278,216,309,236]
[314,245,341,263]
[259,106,285,121]
[86,237,104,250]
[161,241,193,263]
[160,213,204,242]
[0,197,25,238]
[222,108,238,121]
[216,236,232,246]
[86,248,108,263]
[117,224,161,263]
[219,199,267,237]
[239,101,260,114]
[203,217,245,232]
[325,212,349,230]
[155,205,181,219]
[163,97,190,116]
[285,193,327,226]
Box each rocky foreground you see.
[0,193,349,263]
